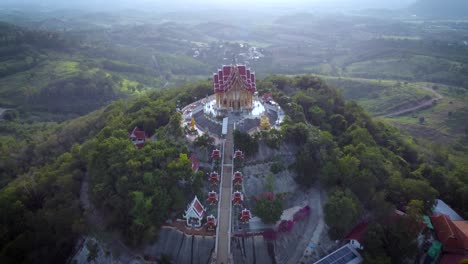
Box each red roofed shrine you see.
[129,126,148,148]
[232,191,243,205]
[207,191,218,205]
[211,149,221,159]
[184,196,205,228]
[206,215,217,231]
[209,172,220,184]
[233,171,243,185]
[213,65,256,110]
[234,150,244,159]
[240,208,252,223]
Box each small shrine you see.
[207,191,218,205]
[206,215,217,231]
[209,172,220,184]
[183,196,205,228]
[234,150,244,159]
[129,126,148,148]
[211,149,221,159]
[260,114,271,131]
[240,208,252,223]
[233,171,243,185]
[232,191,243,205]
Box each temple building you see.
[211,149,221,159]
[207,191,218,205]
[206,215,217,231]
[184,196,205,228]
[240,208,252,223]
[233,191,243,206]
[213,65,256,110]
[209,172,220,184]
[129,126,148,148]
[233,171,243,186]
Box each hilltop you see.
[1,75,467,263]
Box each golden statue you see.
[191,117,196,131]
[260,114,271,131]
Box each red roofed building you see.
[129,126,148,148]
[430,213,468,252]
[234,150,244,159]
[233,171,243,185]
[211,149,221,159]
[262,93,273,102]
[240,208,252,223]
[209,172,220,184]
[213,65,256,110]
[184,196,205,228]
[345,222,369,250]
[233,191,243,206]
[207,191,218,205]
[206,215,217,231]
[189,154,199,173]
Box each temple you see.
[233,171,243,186]
[206,215,217,231]
[207,191,218,205]
[209,171,220,184]
[232,191,243,205]
[240,208,252,223]
[129,126,148,148]
[213,65,256,110]
[184,196,205,228]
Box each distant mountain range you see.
[409,0,468,18]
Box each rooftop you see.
[314,244,362,264]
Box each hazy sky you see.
[0,0,418,11]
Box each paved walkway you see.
[216,124,234,264]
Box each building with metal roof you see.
[314,244,362,264]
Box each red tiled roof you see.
[241,209,252,221]
[211,149,221,159]
[193,199,204,216]
[430,213,468,251]
[213,65,256,94]
[130,126,147,140]
[345,222,369,243]
[209,172,219,182]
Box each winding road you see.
[376,86,443,118]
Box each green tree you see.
[324,190,361,238]
[255,194,283,224]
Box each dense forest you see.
[254,75,468,263]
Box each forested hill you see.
[0,22,208,122]
[0,76,467,263]
[409,0,468,18]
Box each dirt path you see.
[215,124,234,264]
[377,86,443,118]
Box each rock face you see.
[144,227,215,264]
[71,228,215,264]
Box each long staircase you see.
[215,124,234,264]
